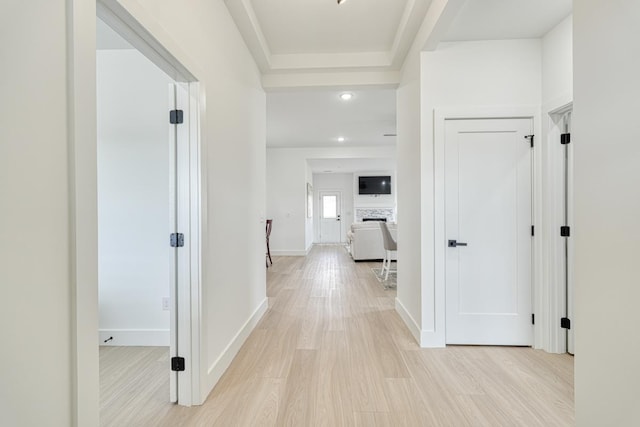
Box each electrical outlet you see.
[162,297,170,311]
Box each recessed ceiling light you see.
[337,0,349,4]
[339,93,353,101]
[338,137,345,142]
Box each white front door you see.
[319,191,342,243]
[445,118,533,345]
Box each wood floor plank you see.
[100,245,574,426]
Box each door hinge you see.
[560,317,571,330]
[525,134,534,148]
[532,313,535,325]
[171,357,185,372]
[170,109,184,124]
[560,226,571,237]
[531,225,535,236]
[170,233,184,247]
[561,133,571,145]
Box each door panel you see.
[320,192,341,243]
[445,118,533,345]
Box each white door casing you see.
[445,118,533,346]
[319,191,342,243]
[562,111,574,354]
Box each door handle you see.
[448,240,468,247]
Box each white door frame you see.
[433,106,541,348]
[97,1,203,406]
[544,101,574,354]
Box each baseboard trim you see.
[395,298,421,344]
[419,330,446,348]
[98,329,169,346]
[271,250,308,256]
[395,299,446,348]
[204,297,269,395]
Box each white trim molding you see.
[98,329,170,346]
[395,298,422,344]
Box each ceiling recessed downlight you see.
[338,137,345,142]
[339,92,353,101]
[337,0,349,4]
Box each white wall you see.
[97,48,173,346]
[396,48,424,343]
[0,1,74,425]
[538,15,573,353]
[127,0,268,401]
[313,173,354,243]
[266,146,396,255]
[2,0,268,422]
[574,1,640,425]
[542,15,573,109]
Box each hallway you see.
[102,245,574,426]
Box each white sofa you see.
[347,222,397,261]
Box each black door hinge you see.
[531,225,535,236]
[170,109,184,124]
[170,233,184,247]
[171,357,185,372]
[532,313,535,325]
[561,133,571,145]
[525,134,534,148]
[560,317,571,330]
[560,226,570,237]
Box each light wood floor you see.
[100,245,574,426]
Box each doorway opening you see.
[96,0,202,417]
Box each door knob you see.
[448,240,468,247]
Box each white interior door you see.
[319,191,342,243]
[445,118,533,345]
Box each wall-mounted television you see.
[358,176,391,195]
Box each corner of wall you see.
[202,297,268,403]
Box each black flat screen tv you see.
[358,176,391,195]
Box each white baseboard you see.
[271,250,308,256]
[203,298,269,396]
[395,298,421,344]
[395,298,445,348]
[98,329,169,346]
[419,330,446,348]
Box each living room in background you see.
[313,173,354,244]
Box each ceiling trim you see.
[270,51,392,71]
[224,0,273,72]
[262,70,401,91]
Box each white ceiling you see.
[308,158,396,174]
[96,18,133,50]
[251,0,408,55]
[443,0,572,42]
[267,89,396,148]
